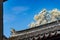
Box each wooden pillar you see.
[0,0,3,40]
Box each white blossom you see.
[29,8,60,28]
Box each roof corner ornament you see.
[11,28,16,34]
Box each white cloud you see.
[12,6,30,14]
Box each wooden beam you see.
[0,0,3,39]
[3,0,7,2]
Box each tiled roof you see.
[16,20,60,33]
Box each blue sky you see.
[3,0,60,38]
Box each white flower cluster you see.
[29,8,60,28]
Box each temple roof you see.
[15,20,60,34]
